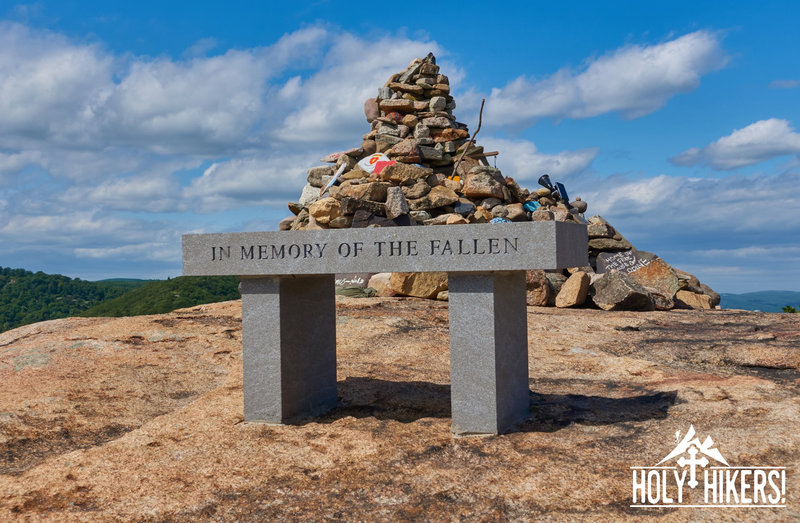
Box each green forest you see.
[0,267,240,333]
[81,276,240,317]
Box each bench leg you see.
[448,271,529,435]
[240,275,337,423]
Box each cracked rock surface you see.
[1,299,798,520]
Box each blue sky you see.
[1,1,798,293]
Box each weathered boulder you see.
[588,237,633,252]
[385,187,410,219]
[401,180,431,200]
[570,199,588,213]
[421,116,452,128]
[379,163,431,186]
[308,197,341,225]
[379,99,415,113]
[505,203,528,222]
[298,184,320,207]
[341,165,369,180]
[431,128,469,142]
[287,202,303,215]
[364,98,379,122]
[628,257,680,310]
[389,272,448,299]
[328,215,353,229]
[289,209,309,230]
[445,214,468,225]
[674,269,702,293]
[587,222,615,238]
[423,213,458,225]
[367,272,394,297]
[525,270,550,306]
[461,171,505,200]
[596,250,655,274]
[407,186,459,211]
[592,271,655,311]
[555,271,590,308]
[307,165,336,187]
[453,199,475,217]
[545,272,568,306]
[340,197,386,217]
[339,181,390,202]
[675,290,714,310]
[361,139,377,156]
[375,134,403,152]
[429,96,446,111]
[386,138,419,160]
[531,208,553,221]
[472,206,492,223]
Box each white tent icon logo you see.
[656,424,729,488]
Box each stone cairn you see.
[284,54,720,311]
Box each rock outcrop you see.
[1,300,798,519]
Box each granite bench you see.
[183,221,587,435]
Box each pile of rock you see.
[284,53,571,232]
[282,53,720,311]
[522,216,721,311]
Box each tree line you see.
[0,267,240,332]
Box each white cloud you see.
[670,118,800,170]
[0,22,112,146]
[0,150,42,178]
[0,23,332,157]
[576,171,800,292]
[0,211,163,252]
[581,171,800,236]
[75,242,179,262]
[481,137,599,184]
[59,173,181,212]
[769,79,799,89]
[691,245,800,258]
[485,31,727,126]
[273,34,441,144]
[97,51,269,155]
[182,154,316,212]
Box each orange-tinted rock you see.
[389,272,448,298]
[675,290,714,309]
[378,99,415,113]
[461,172,504,199]
[407,186,459,211]
[338,181,390,202]
[629,258,680,310]
[555,272,590,308]
[308,197,341,224]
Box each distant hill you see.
[0,267,241,333]
[720,291,800,313]
[80,276,240,317]
[0,267,147,332]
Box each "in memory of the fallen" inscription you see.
[212,238,519,262]
[183,221,588,276]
